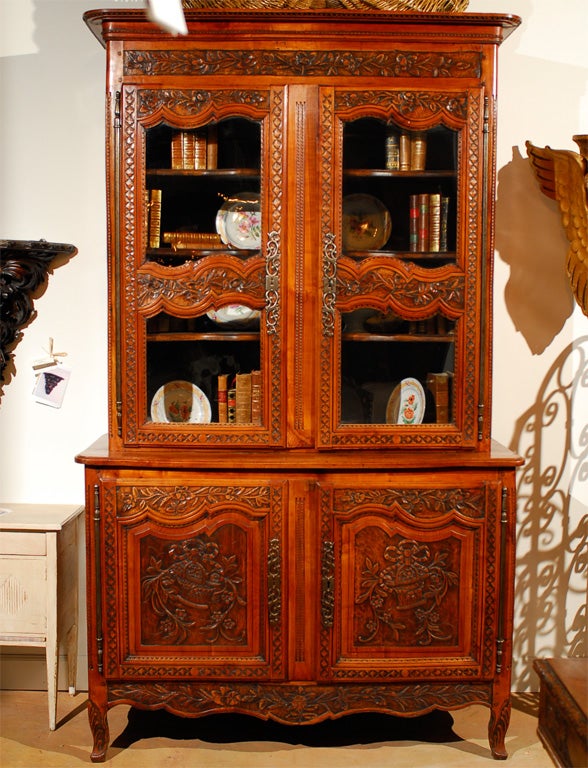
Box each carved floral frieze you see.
[336,257,465,318]
[126,49,480,80]
[137,88,270,120]
[335,90,469,123]
[333,486,485,517]
[107,680,491,722]
[136,257,266,317]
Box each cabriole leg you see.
[88,698,109,763]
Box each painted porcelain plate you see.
[206,304,261,328]
[216,192,261,250]
[386,377,426,425]
[342,193,392,251]
[150,380,211,424]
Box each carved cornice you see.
[0,239,77,392]
[126,49,480,80]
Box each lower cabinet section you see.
[83,465,516,762]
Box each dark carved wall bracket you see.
[0,239,77,395]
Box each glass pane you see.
[146,313,261,425]
[144,118,262,263]
[338,116,459,428]
[342,118,458,259]
[341,311,456,426]
[142,115,264,428]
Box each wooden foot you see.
[488,696,511,759]
[88,699,109,763]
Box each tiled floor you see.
[0,690,553,767]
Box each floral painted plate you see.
[206,304,261,328]
[216,192,261,250]
[386,377,426,425]
[151,380,211,424]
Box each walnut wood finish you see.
[78,9,521,762]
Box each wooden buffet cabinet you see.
[78,6,522,762]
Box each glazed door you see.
[317,84,490,449]
[111,84,286,448]
[317,473,504,682]
[92,473,286,681]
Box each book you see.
[385,130,400,170]
[440,196,450,251]
[235,373,252,424]
[426,372,450,423]
[207,124,218,169]
[148,189,162,249]
[409,194,419,252]
[399,132,411,171]
[193,130,207,169]
[428,193,441,252]
[227,386,236,423]
[171,132,183,169]
[417,193,429,251]
[217,374,228,424]
[410,132,427,171]
[251,369,262,425]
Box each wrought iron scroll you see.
[322,233,337,338]
[265,230,280,335]
[321,540,335,627]
[267,537,281,625]
[511,337,588,688]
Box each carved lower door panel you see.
[318,473,504,682]
[94,472,286,681]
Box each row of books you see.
[171,127,218,170]
[147,187,450,255]
[409,193,450,252]
[217,371,262,425]
[386,130,427,171]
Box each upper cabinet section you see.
[86,9,520,453]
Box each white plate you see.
[151,380,211,424]
[216,192,261,250]
[206,304,261,328]
[386,377,426,425]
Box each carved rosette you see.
[126,49,480,80]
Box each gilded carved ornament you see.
[526,136,588,317]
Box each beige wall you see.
[0,0,586,692]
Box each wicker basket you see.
[183,0,470,11]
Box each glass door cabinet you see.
[79,8,522,764]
